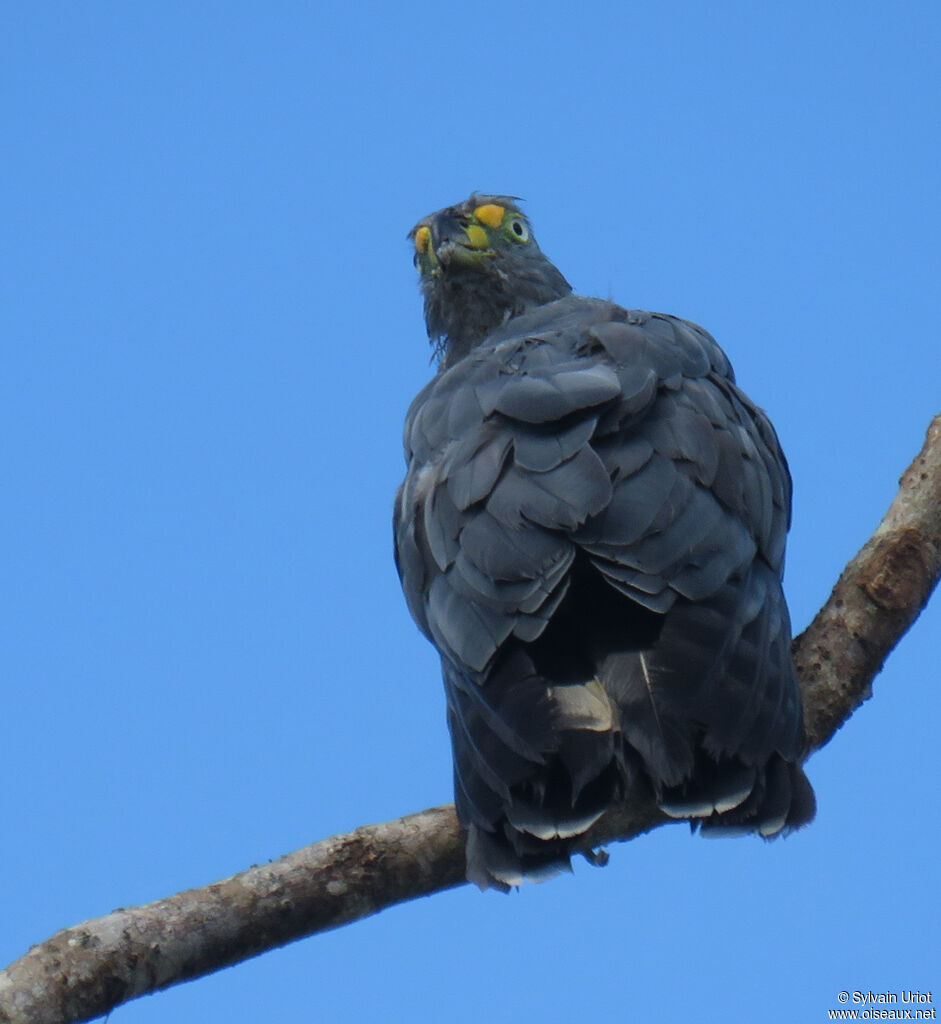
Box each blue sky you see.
[2,3,938,1022]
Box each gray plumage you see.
[396,195,814,890]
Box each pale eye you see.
[510,218,529,241]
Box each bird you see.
[394,194,815,891]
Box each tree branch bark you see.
[2,413,939,1024]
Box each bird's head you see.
[409,195,572,367]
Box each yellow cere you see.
[463,224,490,250]
[414,225,431,254]
[473,204,505,228]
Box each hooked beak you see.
[413,213,493,276]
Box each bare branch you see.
[2,413,939,1024]
[0,807,466,1024]
[795,412,941,750]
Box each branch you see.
[2,413,939,1024]
[795,411,941,750]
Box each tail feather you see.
[697,756,816,838]
[505,802,606,842]
[446,657,624,889]
[660,760,758,819]
[465,824,573,892]
[444,560,814,888]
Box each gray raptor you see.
[394,195,815,890]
